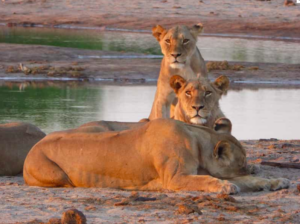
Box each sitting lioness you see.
[24,119,289,194]
[170,74,230,130]
[0,122,46,176]
[149,24,207,120]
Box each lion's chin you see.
[190,117,207,125]
[170,63,185,69]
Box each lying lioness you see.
[0,122,46,176]
[170,75,230,131]
[24,119,289,194]
[79,120,145,132]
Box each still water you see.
[0,82,299,140]
[1,27,300,64]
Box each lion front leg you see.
[149,86,174,120]
[149,99,171,120]
[167,175,240,194]
[229,175,290,192]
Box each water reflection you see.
[0,82,299,139]
[1,27,300,64]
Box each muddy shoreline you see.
[1,43,300,88]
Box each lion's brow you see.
[171,26,180,39]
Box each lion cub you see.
[170,75,230,132]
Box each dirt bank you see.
[1,43,300,87]
[0,0,300,38]
[0,139,299,223]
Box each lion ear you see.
[170,75,187,94]
[152,25,166,42]
[214,140,231,160]
[214,117,232,134]
[189,23,204,39]
[213,75,229,94]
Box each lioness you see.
[149,24,207,120]
[0,122,46,176]
[170,74,230,130]
[24,119,289,194]
[79,120,145,132]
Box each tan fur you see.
[79,120,145,132]
[23,119,289,194]
[170,75,230,129]
[0,122,45,176]
[149,24,208,120]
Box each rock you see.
[61,209,87,224]
[224,205,239,212]
[176,204,202,215]
[192,195,213,203]
[26,219,43,224]
[216,194,237,203]
[217,214,226,221]
[114,198,130,206]
[48,218,61,224]
[134,197,157,202]
[281,143,293,148]
[284,0,296,6]
[129,191,139,199]
[259,138,278,142]
[84,205,96,211]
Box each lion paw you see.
[220,182,240,195]
[247,164,261,174]
[270,178,290,191]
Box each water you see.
[1,27,300,64]
[0,82,299,140]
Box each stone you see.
[61,209,87,224]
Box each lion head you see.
[152,24,204,69]
[209,136,248,179]
[189,120,247,179]
[170,75,229,127]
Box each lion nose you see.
[192,105,204,111]
[171,53,181,59]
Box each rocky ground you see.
[0,140,299,224]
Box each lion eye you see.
[185,91,191,96]
[205,91,212,97]
[165,39,170,44]
[183,39,189,44]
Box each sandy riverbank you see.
[0,0,300,39]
